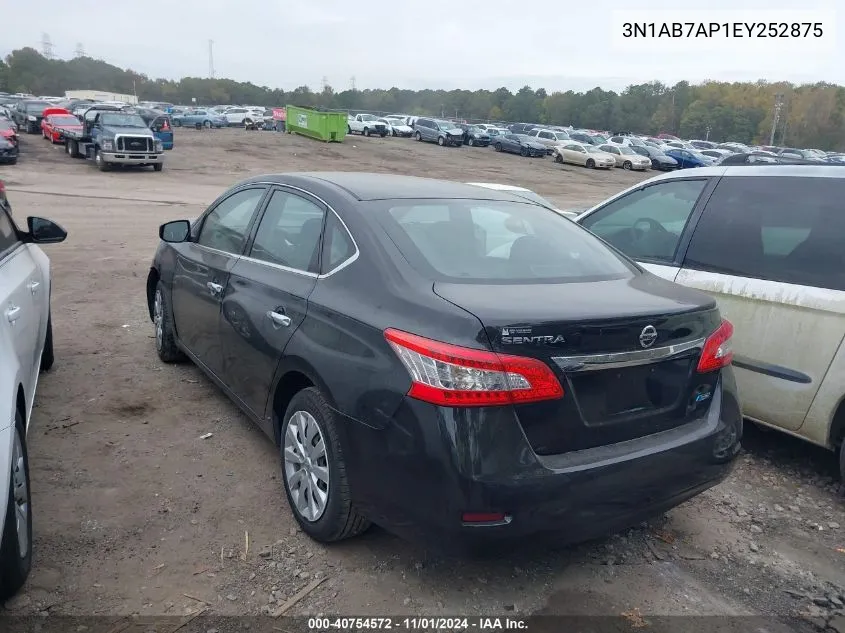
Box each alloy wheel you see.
[153,289,164,351]
[284,411,330,522]
[11,428,29,558]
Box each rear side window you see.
[684,176,845,290]
[250,190,325,272]
[321,213,356,273]
[373,200,634,284]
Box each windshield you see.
[584,145,605,154]
[554,132,569,140]
[25,102,50,113]
[591,135,608,143]
[51,115,80,125]
[436,120,456,129]
[100,113,147,127]
[373,199,634,283]
[359,114,377,121]
[618,146,636,155]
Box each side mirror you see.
[27,217,67,244]
[160,220,191,243]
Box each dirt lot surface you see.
[1,128,844,631]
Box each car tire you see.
[437,136,445,146]
[520,146,528,157]
[554,153,564,164]
[494,142,502,152]
[66,140,78,158]
[203,120,212,129]
[0,410,33,601]
[173,119,182,127]
[415,131,422,141]
[347,125,352,134]
[95,149,110,171]
[153,163,163,172]
[839,440,845,493]
[468,138,475,147]
[623,161,632,170]
[40,313,54,373]
[280,387,370,543]
[153,281,185,363]
[380,131,386,138]
[586,158,595,169]
[363,128,370,137]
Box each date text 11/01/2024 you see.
[621,22,824,38]
[307,617,528,630]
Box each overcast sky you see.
[4,0,842,92]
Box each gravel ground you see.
[0,128,843,632]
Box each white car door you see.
[577,177,713,282]
[0,210,42,427]
[675,174,845,433]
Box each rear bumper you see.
[101,152,163,164]
[343,370,741,551]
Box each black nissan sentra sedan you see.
[147,173,742,550]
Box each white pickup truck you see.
[347,114,387,137]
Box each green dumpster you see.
[285,105,347,142]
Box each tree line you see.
[2,47,844,149]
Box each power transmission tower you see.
[350,76,356,91]
[321,76,329,92]
[41,33,54,59]
[74,42,85,58]
[208,40,215,79]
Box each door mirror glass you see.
[160,220,191,243]
[27,217,67,244]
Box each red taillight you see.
[697,319,734,373]
[384,329,564,407]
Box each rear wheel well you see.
[829,399,845,449]
[272,372,314,445]
[146,268,159,321]
[16,385,25,424]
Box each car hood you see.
[442,127,463,134]
[102,125,154,136]
[522,140,547,149]
[470,131,490,138]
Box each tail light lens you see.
[697,319,734,373]
[384,329,564,407]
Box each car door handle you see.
[206,282,223,297]
[27,281,40,294]
[6,305,21,323]
[266,311,291,328]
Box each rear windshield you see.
[372,199,636,284]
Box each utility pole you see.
[74,42,85,58]
[321,76,329,92]
[705,125,711,141]
[208,40,215,79]
[41,33,54,59]
[770,93,785,146]
[350,76,356,91]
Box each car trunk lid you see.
[433,275,723,455]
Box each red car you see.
[0,119,17,148]
[41,108,82,144]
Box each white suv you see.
[576,165,845,481]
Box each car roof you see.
[465,182,530,192]
[242,173,526,202]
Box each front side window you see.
[197,187,266,254]
[684,176,845,290]
[250,190,325,272]
[0,210,20,254]
[373,200,634,283]
[580,179,708,263]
